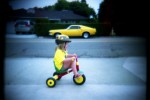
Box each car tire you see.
[83,32,90,38]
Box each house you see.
[11,9,89,24]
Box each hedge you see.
[34,23,111,37]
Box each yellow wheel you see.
[73,74,86,85]
[46,78,56,87]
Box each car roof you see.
[70,25,86,27]
[70,25,82,26]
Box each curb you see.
[5,34,37,38]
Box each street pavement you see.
[4,57,147,100]
[5,36,146,58]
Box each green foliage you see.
[81,0,87,3]
[43,5,55,10]
[89,7,97,18]
[34,18,50,24]
[69,1,89,17]
[34,23,70,36]
[34,23,50,36]
[33,18,50,36]
[43,0,96,19]
[55,0,69,10]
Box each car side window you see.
[69,26,80,29]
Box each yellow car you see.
[49,25,96,38]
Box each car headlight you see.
[49,32,53,35]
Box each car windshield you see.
[66,26,70,29]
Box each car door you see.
[66,26,82,36]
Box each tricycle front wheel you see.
[73,74,86,85]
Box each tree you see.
[98,0,113,35]
[43,5,55,11]
[89,7,96,18]
[55,0,69,10]
[73,2,88,17]
[98,0,146,36]
[53,0,96,18]
[81,0,87,3]
[69,1,96,18]
[3,3,13,19]
[98,0,112,23]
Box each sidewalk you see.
[5,34,37,38]
[4,57,146,100]
[123,57,147,82]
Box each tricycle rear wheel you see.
[46,77,56,87]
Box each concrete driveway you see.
[4,57,146,100]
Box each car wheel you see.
[83,32,90,38]
[54,33,61,38]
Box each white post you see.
[111,28,116,36]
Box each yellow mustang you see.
[49,25,96,38]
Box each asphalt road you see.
[5,36,146,58]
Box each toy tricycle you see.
[46,57,86,87]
